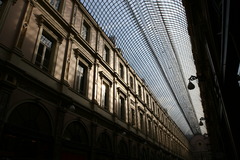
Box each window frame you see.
[73,48,93,97]
[138,84,142,99]
[117,87,127,121]
[75,61,88,95]
[99,71,112,111]
[81,20,91,42]
[49,0,61,11]
[35,32,55,72]
[139,110,144,131]
[119,62,124,79]
[33,28,59,74]
[129,75,134,89]
[101,81,110,110]
[103,45,110,64]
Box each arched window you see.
[7,102,52,135]
[97,132,112,152]
[63,121,89,145]
[118,139,128,155]
[0,102,53,159]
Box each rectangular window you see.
[138,85,142,98]
[101,82,109,110]
[0,0,5,10]
[238,63,240,87]
[154,125,158,139]
[139,112,144,131]
[152,102,155,113]
[148,118,151,135]
[130,76,134,89]
[81,21,90,42]
[50,0,61,10]
[35,33,54,72]
[75,62,87,94]
[119,96,125,121]
[103,46,110,63]
[146,94,149,105]
[131,108,135,125]
[119,63,124,79]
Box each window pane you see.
[41,34,52,48]
[103,46,109,63]
[101,82,109,109]
[35,33,53,72]
[42,48,51,72]
[140,112,143,131]
[119,96,125,120]
[130,76,133,88]
[50,0,61,10]
[35,43,44,67]
[81,22,90,42]
[119,63,124,79]
[131,108,135,125]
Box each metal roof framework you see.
[79,0,207,138]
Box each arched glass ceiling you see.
[79,0,207,138]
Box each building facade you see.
[0,0,192,159]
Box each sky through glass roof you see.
[79,0,207,138]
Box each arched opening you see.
[61,121,89,160]
[0,102,53,159]
[117,139,129,159]
[94,132,113,160]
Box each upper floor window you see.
[49,0,61,10]
[131,108,135,126]
[146,94,149,105]
[138,84,142,98]
[119,63,124,79]
[0,0,4,8]
[130,76,134,89]
[101,82,110,110]
[81,21,90,42]
[103,45,110,63]
[0,0,6,19]
[35,32,55,72]
[75,61,87,95]
[152,102,155,113]
[147,118,151,136]
[139,111,144,131]
[154,124,158,139]
[238,63,240,87]
[118,96,126,121]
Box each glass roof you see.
[79,0,207,138]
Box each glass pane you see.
[35,43,44,67]
[50,0,61,10]
[79,0,204,136]
[76,63,86,94]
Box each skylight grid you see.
[79,0,206,137]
